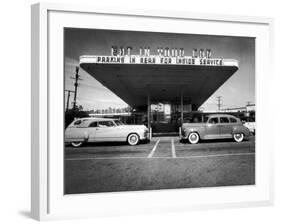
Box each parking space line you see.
[171,138,176,158]
[176,152,255,159]
[65,152,255,161]
[147,139,160,158]
[151,152,255,159]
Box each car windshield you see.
[184,114,210,123]
[203,116,209,123]
[114,120,124,126]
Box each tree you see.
[65,104,89,128]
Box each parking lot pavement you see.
[65,136,255,159]
[64,136,255,194]
[175,136,255,158]
[151,137,174,158]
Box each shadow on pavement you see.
[65,139,151,148]
[179,137,253,144]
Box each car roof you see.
[76,117,115,121]
[207,114,238,119]
[73,117,116,126]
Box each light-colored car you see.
[243,121,255,135]
[180,114,250,144]
[65,117,149,147]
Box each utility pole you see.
[217,96,222,111]
[64,90,75,111]
[70,66,83,110]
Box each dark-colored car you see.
[180,114,250,144]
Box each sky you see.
[64,28,255,111]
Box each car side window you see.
[229,117,237,123]
[98,121,115,127]
[89,121,97,127]
[208,117,218,124]
[220,117,230,123]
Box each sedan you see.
[180,114,250,144]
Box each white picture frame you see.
[31,2,274,221]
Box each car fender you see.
[183,127,201,138]
[231,126,250,137]
[119,128,141,139]
[119,126,145,135]
[65,128,87,142]
[127,132,140,138]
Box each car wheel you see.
[71,141,83,147]
[233,133,244,142]
[127,133,139,146]
[188,132,199,144]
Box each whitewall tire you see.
[233,133,244,142]
[127,133,139,146]
[188,132,200,144]
[71,141,83,147]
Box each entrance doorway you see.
[151,103,178,133]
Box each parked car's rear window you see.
[229,117,237,123]
[220,117,230,123]
[73,120,82,125]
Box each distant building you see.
[221,104,255,113]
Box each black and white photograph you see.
[64,28,255,194]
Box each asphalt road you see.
[64,136,255,194]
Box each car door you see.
[94,120,118,142]
[87,121,98,142]
[219,117,233,138]
[204,117,220,139]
